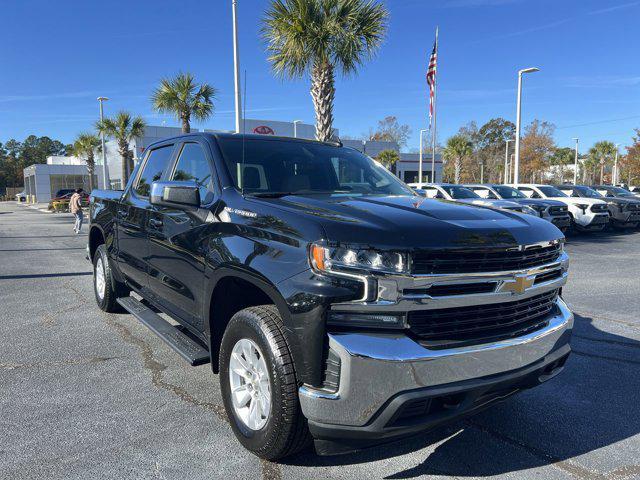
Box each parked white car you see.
[513,184,609,232]
[409,183,537,215]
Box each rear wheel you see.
[219,305,311,460]
[93,244,129,312]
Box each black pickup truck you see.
[89,132,573,460]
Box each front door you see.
[116,144,175,292]
[147,141,219,331]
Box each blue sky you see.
[1,0,639,152]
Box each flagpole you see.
[431,26,438,183]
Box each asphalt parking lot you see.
[1,201,639,480]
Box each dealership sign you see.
[253,125,275,135]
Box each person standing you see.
[70,188,84,234]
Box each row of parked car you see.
[409,182,640,233]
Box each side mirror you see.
[150,181,200,209]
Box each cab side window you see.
[472,187,493,199]
[135,145,174,197]
[422,187,439,198]
[517,187,533,198]
[171,143,215,205]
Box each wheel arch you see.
[89,225,105,261]
[205,268,295,376]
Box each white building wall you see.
[46,155,83,165]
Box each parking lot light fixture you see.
[514,67,540,185]
[614,143,620,185]
[573,138,579,185]
[293,120,302,138]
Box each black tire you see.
[219,305,311,460]
[93,244,129,312]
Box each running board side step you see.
[117,296,210,366]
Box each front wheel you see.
[93,244,129,312]
[219,305,311,460]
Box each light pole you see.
[97,97,109,190]
[232,0,242,133]
[504,139,513,183]
[572,138,579,185]
[419,129,428,185]
[613,143,620,185]
[293,120,302,138]
[514,67,539,184]
[478,162,484,183]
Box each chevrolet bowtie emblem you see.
[503,274,535,294]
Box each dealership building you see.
[23,120,440,203]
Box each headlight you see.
[310,243,409,275]
[522,206,538,216]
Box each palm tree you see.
[376,149,399,174]
[443,135,473,184]
[588,141,617,184]
[151,72,216,133]
[263,0,388,142]
[73,133,101,192]
[96,112,146,188]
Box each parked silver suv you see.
[589,185,640,227]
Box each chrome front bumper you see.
[299,297,573,428]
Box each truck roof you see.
[144,131,343,151]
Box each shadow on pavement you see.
[287,314,640,478]
[565,228,639,246]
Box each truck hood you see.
[510,198,566,208]
[256,194,562,250]
[546,197,607,206]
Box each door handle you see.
[149,218,163,229]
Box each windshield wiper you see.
[248,190,351,198]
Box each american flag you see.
[426,32,438,125]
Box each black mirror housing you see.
[150,181,200,209]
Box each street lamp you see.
[613,143,620,185]
[419,129,428,185]
[97,96,109,190]
[478,162,485,183]
[293,120,302,138]
[504,139,513,183]
[573,138,579,185]
[514,67,540,184]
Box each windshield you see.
[538,186,568,197]
[574,186,603,198]
[441,185,481,199]
[607,186,634,196]
[494,185,526,199]
[216,137,413,197]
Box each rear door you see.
[116,144,175,291]
[146,140,220,331]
